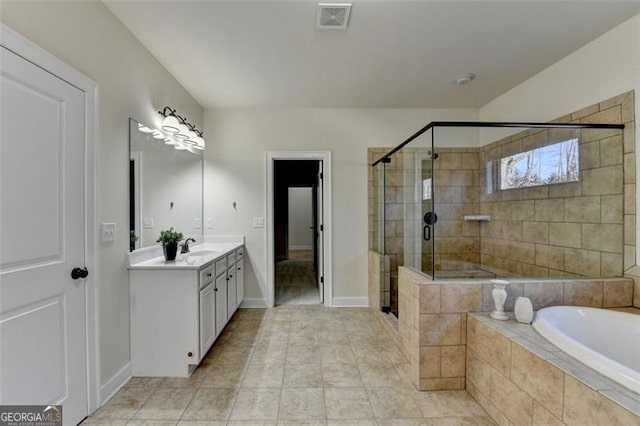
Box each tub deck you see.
[467,311,640,425]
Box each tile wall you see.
[398,266,634,391]
[479,91,635,278]
[467,313,640,425]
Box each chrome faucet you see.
[181,238,196,254]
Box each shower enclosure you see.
[369,121,626,317]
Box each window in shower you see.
[422,177,432,200]
[499,138,579,190]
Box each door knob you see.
[71,267,89,280]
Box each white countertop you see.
[128,236,244,270]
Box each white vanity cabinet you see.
[199,264,216,360]
[129,244,244,377]
[236,248,244,307]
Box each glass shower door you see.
[420,153,435,278]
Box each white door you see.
[0,46,88,425]
[215,274,227,337]
[316,163,324,303]
[199,283,216,359]
[227,268,237,319]
[236,258,244,306]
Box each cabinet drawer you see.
[226,252,236,269]
[215,257,226,276]
[200,265,215,288]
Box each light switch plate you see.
[101,223,116,242]
[193,218,202,229]
[143,218,154,229]
[206,218,214,229]
[253,217,265,228]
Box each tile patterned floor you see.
[83,306,495,425]
[275,260,320,306]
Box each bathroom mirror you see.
[129,118,203,251]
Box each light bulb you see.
[152,130,164,139]
[174,122,190,140]
[164,137,176,146]
[138,123,154,133]
[162,115,180,133]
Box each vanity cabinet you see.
[236,248,244,307]
[129,245,244,377]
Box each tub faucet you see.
[181,238,196,253]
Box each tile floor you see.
[83,306,495,425]
[275,259,320,306]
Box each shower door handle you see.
[423,225,431,241]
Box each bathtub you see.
[532,306,640,394]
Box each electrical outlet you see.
[143,218,154,229]
[101,223,116,243]
[193,218,202,229]
[206,218,214,229]
[253,217,265,228]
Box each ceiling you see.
[104,1,640,109]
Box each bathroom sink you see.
[185,250,219,257]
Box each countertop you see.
[128,241,243,270]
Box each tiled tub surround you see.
[398,266,635,391]
[467,312,640,425]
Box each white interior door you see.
[0,46,88,425]
[316,163,324,303]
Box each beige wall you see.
[202,108,477,305]
[0,1,203,389]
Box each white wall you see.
[0,1,203,391]
[479,13,640,266]
[202,108,477,304]
[288,187,313,250]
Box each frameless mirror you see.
[129,118,203,251]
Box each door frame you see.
[1,24,100,413]
[266,151,332,308]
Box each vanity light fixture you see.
[158,106,205,150]
[159,107,181,133]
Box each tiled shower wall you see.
[368,90,636,281]
[431,148,482,272]
[479,91,634,278]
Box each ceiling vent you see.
[316,3,351,29]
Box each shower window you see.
[422,178,432,200]
[499,138,579,190]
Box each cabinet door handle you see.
[207,273,212,277]
[229,274,233,278]
[238,267,241,271]
[214,287,218,292]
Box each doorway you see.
[274,160,322,305]
[266,151,332,308]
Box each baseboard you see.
[289,245,312,251]
[99,361,132,406]
[332,297,369,307]
[240,298,267,308]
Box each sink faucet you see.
[181,238,196,254]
